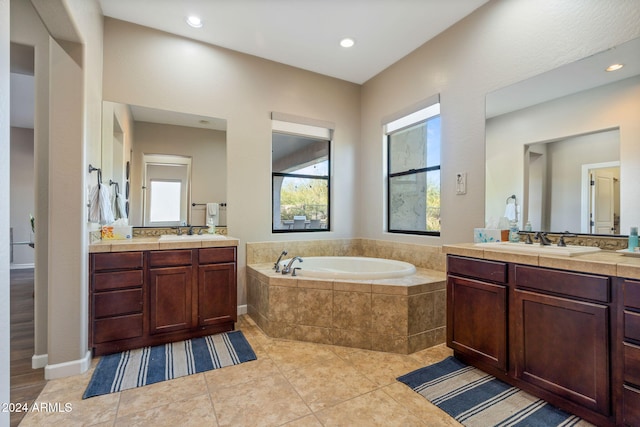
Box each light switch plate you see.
[456,172,467,195]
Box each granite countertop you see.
[89,235,239,253]
[442,243,640,280]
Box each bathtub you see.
[278,256,416,280]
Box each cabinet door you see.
[447,275,507,370]
[198,262,236,326]
[149,266,193,334]
[513,289,610,415]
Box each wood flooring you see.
[10,269,46,427]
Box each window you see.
[142,154,191,226]
[149,180,181,222]
[386,101,441,235]
[271,116,332,232]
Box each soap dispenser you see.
[629,226,638,251]
[509,220,520,243]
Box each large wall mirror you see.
[100,101,228,227]
[485,37,640,236]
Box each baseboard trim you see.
[44,350,92,380]
[237,304,247,316]
[10,263,35,270]
[32,353,48,369]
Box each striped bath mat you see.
[397,356,593,427]
[83,331,256,399]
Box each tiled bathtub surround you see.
[246,238,446,271]
[246,239,447,354]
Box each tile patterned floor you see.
[18,315,461,426]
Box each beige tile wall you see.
[246,238,446,271]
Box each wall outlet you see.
[456,172,467,195]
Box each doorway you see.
[582,162,620,235]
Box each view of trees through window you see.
[272,131,330,231]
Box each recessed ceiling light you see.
[605,63,624,72]
[340,38,355,48]
[186,15,203,28]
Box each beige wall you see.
[10,0,51,363]
[13,0,104,378]
[1,0,10,418]
[359,0,640,245]
[10,126,34,266]
[102,17,362,307]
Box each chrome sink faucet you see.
[273,250,288,272]
[282,256,303,275]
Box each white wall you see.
[360,0,640,244]
[1,0,11,421]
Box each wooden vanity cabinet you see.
[621,279,640,426]
[90,246,237,356]
[512,265,611,416]
[446,256,508,372]
[148,250,194,335]
[198,247,237,327]
[90,252,145,354]
[446,254,617,426]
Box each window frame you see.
[386,103,441,236]
[271,129,332,234]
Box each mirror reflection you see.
[485,37,640,235]
[101,101,228,227]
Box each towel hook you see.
[506,194,516,204]
[88,164,102,189]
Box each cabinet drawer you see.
[149,250,193,267]
[447,256,507,284]
[93,251,143,271]
[93,270,143,291]
[515,265,609,302]
[93,314,143,343]
[624,342,640,387]
[94,289,143,318]
[624,385,640,427]
[625,310,640,342]
[199,247,236,264]
[624,280,640,310]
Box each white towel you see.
[99,185,115,224]
[115,192,127,220]
[207,203,219,216]
[89,184,115,224]
[504,203,517,221]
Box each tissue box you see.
[474,228,508,243]
[101,225,133,240]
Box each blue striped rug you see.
[397,356,593,427]
[83,331,256,399]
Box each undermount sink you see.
[474,241,601,257]
[159,234,226,241]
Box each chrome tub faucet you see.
[273,250,287,272]
[282,256,303,275]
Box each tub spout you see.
[282,256,303,275]
[273,250,288,272]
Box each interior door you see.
[590,169,615,234]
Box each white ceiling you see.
[98,0,490,84]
